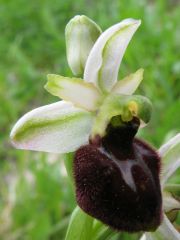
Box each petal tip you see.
[136,19,141,25]
[137,68,144,79]
[132,18,141,26]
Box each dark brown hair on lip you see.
[73,117,162,232]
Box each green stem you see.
[63,152,75,186]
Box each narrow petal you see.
[139,235,147,240]
[143,233,160,240]
[141,234,155,240]
[163,192,180,213]
[159,133,180,186]
[155,214,179,240]
[84,18,141,92]
[142,215,180,240]
[10,101,94,153]
[45,75,101,111]
[112,68,144,95]
[158,215,180,240]
[159,133,180,157]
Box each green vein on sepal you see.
[10,101,94,153]
[13,111,86,142]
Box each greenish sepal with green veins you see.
[12,112,88,149]
[12,111,86,142]
[91,93,152,137]
[10,101,94,154]
[65,15,102,76]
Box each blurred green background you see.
[0,0,180,239]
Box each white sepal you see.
[10,101,94,153]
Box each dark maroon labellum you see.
[74,117,162,232]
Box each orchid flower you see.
[10,15,179,237]
[10,16,150,154]
[140,133,180,240]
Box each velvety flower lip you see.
[74,118,162,232]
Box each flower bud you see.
[65,15,102,76]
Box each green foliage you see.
[65,207,93,240]
[0,0,180,239]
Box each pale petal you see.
[112,69,144,95]
[157,214,180,240]
[163,192,180,213]
[143,215,180,240]
[45,75,101,111]
[158,215,180,240]
[159,133,180,157]
[144,233,160,240]
[159,133,180,186]
[84,18,141,92]
[10,101,94,153]
[139,235,146,240]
